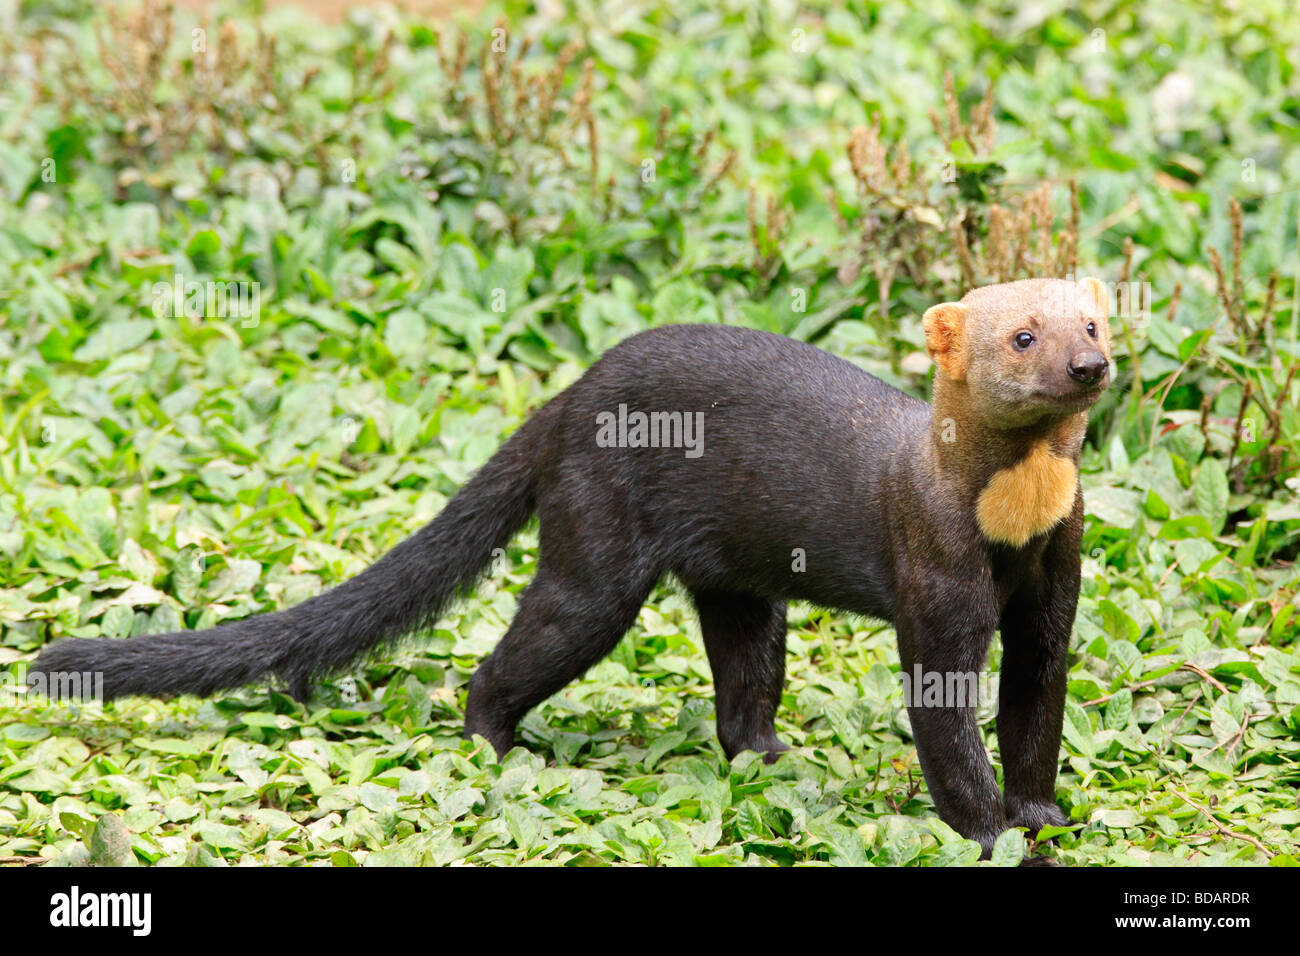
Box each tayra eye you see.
[1014,331,1034,350]
[1086,321,1097,338]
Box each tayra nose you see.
[1067,349,1108,385]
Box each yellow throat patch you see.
[975,442,1078,547]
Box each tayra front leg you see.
[896,603,1007,856]
[997,521,1080,837]
[692,590,789,762]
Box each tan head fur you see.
[923,277,1112,429]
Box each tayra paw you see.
[1006,799,1067,834]
[759,738,791,764]
[722,735,790,765]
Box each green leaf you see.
[1144,489,1170,520]
[932,839,982,866]
[1192,458,1229,535]
[1097,808,1140,828]
[100,604,135,639]
[197,822,244,849]
[644,730,687,771]
[1104,688,1133,730]
[73,320,155,362]
[881,819,921,865]
[359,781,398,812]
[1062,699,1096,757]
[173,546,204,606]
[89,814,135,866]
[4,724,50,747]
[299,762,334,796]
[989,829,1025,867]
[187,229,222,258]
[59,812,94,839]
[133,737,201,756]
[384,308,428,360]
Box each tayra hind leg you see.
[464,564,654,759]
[692,590,789,762]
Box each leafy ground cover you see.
[0,0,1298,866]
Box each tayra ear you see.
[1077,276,1112,354]
[922,301,970,380]
[1077,276,1108,312]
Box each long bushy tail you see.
[27,399,562,702]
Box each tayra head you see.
[922,277,1113,427]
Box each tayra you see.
[30,277,1112,854]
